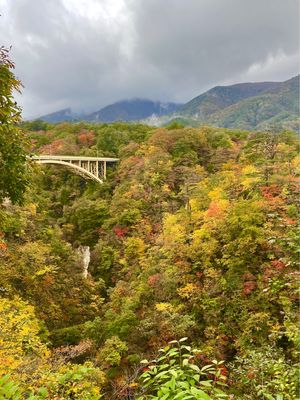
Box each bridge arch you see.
[31,155,119,184]
[37,159,104,184]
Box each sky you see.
[0,0,299,118]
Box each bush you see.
[135,338,228,399]
[97,336,128,368]
[230,347,299,399]
[0,375,22,400]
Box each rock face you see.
[77,245,90,279]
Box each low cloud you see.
[0,0,298,118]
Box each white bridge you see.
[31,155,119,184]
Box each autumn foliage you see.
[0,120,299,399]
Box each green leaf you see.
[181,345,192,352]
[201,365,214,372]
[199,380,212,387]
[188,364,201,373]
[263,394,276,400]
[182,359,189,367]
[190,387,212,399]
[179,337,188,342]
[170,370,178,378]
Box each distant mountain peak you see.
[35,99,182,124]
[85,99,182,123]
[36,108,77,123]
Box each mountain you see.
[85,99,181,122]
[178,81,281,118]
[36,100,182,123]
[35,76,299,132]
[165,75,299,132]
[37,108,79,123]
[207,75,299,131]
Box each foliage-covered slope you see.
[163,75,299,132]
[207,75,299,131]
[178,81,281,117]
[1,120,299,399]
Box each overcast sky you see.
[0,0,299,118]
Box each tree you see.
[0,296,48,375]
[0,46,28,204]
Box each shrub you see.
[0,375,22,400]
[230,347,299,399]
[135,338,228,399]
[97,336,128,368]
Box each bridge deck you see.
[31,155,119,162]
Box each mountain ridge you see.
[85,98,181,122]
[205,75,299,131]
[37,99,182,124]
[178,80,282,117]
[35,75,299,132]
[161,75,299,132]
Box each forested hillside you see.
[208,76,299,132]
[1,116,299,398]
[156,76,300,132]
[177,81,281,118]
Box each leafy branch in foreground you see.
[135,338,228,400]
[0,46,29,204]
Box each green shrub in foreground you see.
[136,338,228,400]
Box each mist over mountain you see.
[37,99,182,124]
[85,99,181,122]
[36,76,299,132]
[36,108,79,123]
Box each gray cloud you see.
[0,0,299,118]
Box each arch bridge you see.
[31,155,119,184]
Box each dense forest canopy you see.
[1,110,299,398]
